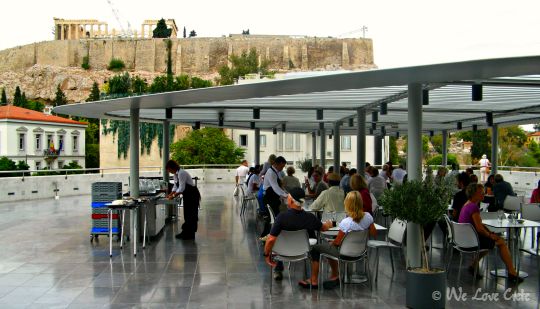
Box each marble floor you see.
[0,183,538,308]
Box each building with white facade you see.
[229,129,384,170]
[0,106,87,170]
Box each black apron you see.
[176,176,200,235]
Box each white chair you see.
[270,229,311,293]
[503,195,522,214]
[319,230,371,297]
[448,222,491,282]
[239,184,256,216]
[367,219,407,281]
[521,203,540,255]
[370,193,379,215]
[266,204,276,225]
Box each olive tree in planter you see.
[379,179,452,309]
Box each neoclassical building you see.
[0,106,87,170]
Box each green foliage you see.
[425,154,459,167]
[108,73,131,95]
[85,144,100,169]
[191,77,212,88]
[455,131,473,142]
[402,135,430,159]
[471,129,490,162]
[166,39,173,78]
[379,179,453,271]
[149,75,169,93]
[430,134,448,154]
[16,160,29,171]
[54,85,67,106]
[102,119,131,159]
[0,157,29,177]
[217,48,272,85]
[107,58,126,71]
[132,77,148,94]
[20,92,28,109]
[527,141,540,164]
[174,74,191,90]
[1,88,7,104]
[498,126,529,166]
[189,30,197,37]
[389,136,399,164]
[13,86,22,106]
[34,161,84,176]
[297,158,313,173]
[87,82,100,102]
[153,19,172,38]
[26,100,44,112]
[82,56,90,70]
[170,128,245,165]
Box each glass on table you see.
[497,210,505,223]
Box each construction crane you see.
[105,0,132,37]
[338,26,368,38]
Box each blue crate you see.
[91,202,110,208]
[91,227,119,234]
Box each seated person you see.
[451,172,471,221]
[367,166,386,200]
[264,188,332,281]
[305,169,328,200]
[350,174,373,215]
[310,173,345,213]
[530,180,540,203]
[340,168,356,195]
[493,174,516,209]
[458,183,523,283]
[282,166,301,192]
[298,191,376,289]
[246,165,261,195]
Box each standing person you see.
[260,154,277,176]
[339,162,348,177]
[391,164,407,185]
[234,160,249,196]
[166,160,201,240]
[260,156,288,238]
[367,166,386,200]
[479,154,491,183]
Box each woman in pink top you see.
[458,183,523,283]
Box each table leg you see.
[143,205,148,249]
[490,227,528,278]
[133,209,137,257]
[120,210,125,249]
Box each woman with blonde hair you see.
[350,174,373,215]
[298,191,376,289]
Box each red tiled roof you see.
[0,105,86,126]
[529,131,540,137]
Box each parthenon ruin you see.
[53,18,178,40]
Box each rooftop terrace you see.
[0,183,538,308]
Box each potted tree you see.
[379,178,452,309]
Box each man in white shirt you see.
[234,160,249,196]
[391,164,407,185]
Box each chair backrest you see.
[479,211,505,233]
[522,203,540,221]
[450,222,479,249]
[272,229,310,257]
[443,214,453,243]
[370,193,379,213]
[479,202,489,212]
[339,230,369,258]
[503,195,521,212]
[238,183,246,196]
[388,219,407,244]
[266,204,276,224]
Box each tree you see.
[54,85,67,106]
[191,77,212,88]
[131,77,148,95]
[108,73,131,95]
[189,30,197,37]
[431,134,449,154]
[389,136,399,164]
[402,135,430,160]
[217,48,272,85]
[13,86,22,107]
[170,128,245,165]
[0,156,16,171]
[152,19,172,38]
[26,100,44,112]
[534,123,540,132]
[471,129,490,162]
[183,26,186,38]
[498,126,528,166]
[1,88,7,105]
[20,92,28,109]
[426,154,459,167]
[87,82,100,102]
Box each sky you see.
[1,0,539,69]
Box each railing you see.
[0,164,239,180]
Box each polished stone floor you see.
[0,183,538,308]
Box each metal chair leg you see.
[338,261,343,297]
[109,209,113,257]
[389,248,395,273]
[375,248,380,282]
[120,210,125,249]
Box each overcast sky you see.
[1,0,539,68]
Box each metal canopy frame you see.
[54,56,540,136]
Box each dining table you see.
[482,218,540,278]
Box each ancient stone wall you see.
[0,36,375,75]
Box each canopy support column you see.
[162,108,171,183]
[491,124,498,175]
[320,124,326,170]
[311,131,317,167]
[356,109,366,172]
[254,128,260,165]
[333,122,341,174]
[406,83,422,269]
[374,136,382,165]
[442,130,448,167]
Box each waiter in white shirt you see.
[166,160,201,240]
[234,160,249,196]
[260,156,288,237]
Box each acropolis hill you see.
[0,20,375,103]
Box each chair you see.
[503,195,522,214]
[370,193,379,215]
[319,230,370,297]
[239,184,256,216]
[521,203,540,255]
[448,222,491,282]
[270,229,311,293]
[266,204,276,225]
[367,219,407,281]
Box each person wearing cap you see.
[260,156,288,238]
[309,173,345,213]
[298,191,376,289]
[264,187,333,281]
[479,154,491,183]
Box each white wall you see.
[0,119,86,169]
